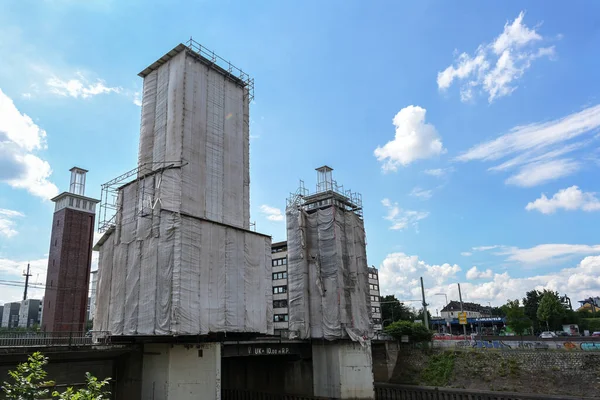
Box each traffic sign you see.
[458,312,467,325]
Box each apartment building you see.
[368,267,382,331]
[271,241,289,331]
[18,299,42,328]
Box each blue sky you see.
[1,0,600,313]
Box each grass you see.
[420,351,456,386]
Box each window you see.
[273,300,288,308]
[273,286,287,294]
[370,284,379,291]
[273,314,289,322]
[371,306,380,313]
[272,258,286,266]
[75,199,81,208]
[69,197,74,206]
[272,272,288,280]
[371,295,379,302]
[283,258,287,265]
[82,200,88,210]
[56,219,60,227]
[373,318,381,324]
[54,239,57,246]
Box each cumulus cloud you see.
[0,209,24,238]
[260,205,284,222]
[378,252,600,312]
[410,187,433,200]
[47,73,121,99]
[466,266,493,280]
[0,89,59,199]
[456,104,600,187]
[381,198,429,231]
[374,106,445,171]
[526,185,600,214]
[438,12,555,103]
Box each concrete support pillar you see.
[141,342,221,400]
[312,341,374,399]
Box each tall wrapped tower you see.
[94,41,272,336]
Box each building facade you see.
[42,167,99,332]
[440,301,491,319]
[0,305,3,327]
[18,299,42,328]
[2,302,21,329]
[368,267,382,331]
[271,241,289,331]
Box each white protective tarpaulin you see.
[286,206,371,341]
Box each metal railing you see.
[374,384,595,400]
[222,389,329,400]
[0,331,110,348]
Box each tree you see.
[384,320,432,343]
[52,373,111,400]
[380,295,415,324]
[416,308,432,323]
[2,352,54,399]
[501,299,531,335]
[2,352,110,400]
[537,291,566,331]
[523,290,543,332]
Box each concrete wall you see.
[312,341,374,399]
[141,343,221,400]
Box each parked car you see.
[555,331,570,337]
[591,331,600,337]
[539,331,557,339]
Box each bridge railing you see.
[374,383,593,400]
[222,389,330,400]
[0,331,111,348]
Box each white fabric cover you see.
[286,206,371,341]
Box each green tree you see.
[501,299,531,335]
[380,295,415,324]
[523,290,543,332]
[537,291,566,331]
[52,373,111,400]
[2,352,54,399]
[384,320,432,342]
[416,308,432,324]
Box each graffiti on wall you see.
[433,339,600,351]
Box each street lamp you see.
[434,293,448,308]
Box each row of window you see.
[273,300,288,308]
[274,314,289,322]
[273,285,287,294]
[373,318,381,324]
[273,272,287,280]
[371,295,380,302]
[371,306,380,313]
[68,197,95,211]
[272,258,287,266]
[368,273,378,280]
[369,284,379,291]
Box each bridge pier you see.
[311,341,374,399]
[141,343,221,400]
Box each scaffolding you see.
[185,37,255,101]
[97,161,186,233]
[286,169,363,218]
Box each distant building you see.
[440,300,491,319]
[0,305,3,327]
[89,270,98,322]
[368,267,381,331]
[577,297,600,313]
[2,302,21,328]
[18,299,42,328]
[271,241,289,332]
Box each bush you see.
[421,351,455,386]
[385,320,433,342]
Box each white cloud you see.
[466,266,493,280]
[133,91,142,107]
[0,257,48,304]
[501,244,600,264]
[424,167,453,177]
[374,106,445,171]
[504,158,579,187]
[526,185,600,214]
[438,12,555,103]
[378,252,600,311]
[0,209,24,238]
[460,252,472,257]
[260,205,284,222]
[410,187,433,200]
[381,198,429,231]
[47,74,121,99]
[456,103,600,187]
[472,245,502,252]
[0,88,59,199]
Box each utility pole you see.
[420,277,429,329]
[23,263,32,300]
[458,283,467,338]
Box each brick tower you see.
[42,167,99,332]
